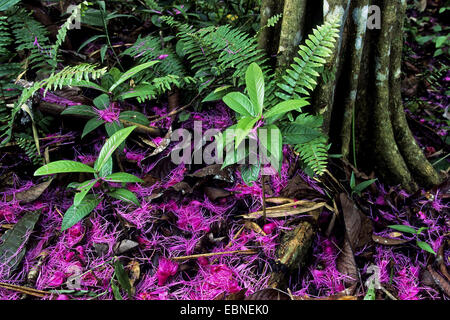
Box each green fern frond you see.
[9,8,53,70]
[293,136,328,176]
[162,16,267,90]
[1,63,106,146]
[274,15,340,102]
[50,1,90,70]
[15,134,43,165]
[122,34,187,81]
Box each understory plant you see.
[34,126,143,231]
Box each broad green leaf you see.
[105,121,123,137]
[99,156,113,177]
[34,160,95,176]
[61,105,96,117]
[222,92,254,117]
[103,172,143,183]
[113,260,132,295]
[240,164,260,186]
[202,85,233,102]
[119,111,150,126]
[94,126,136,172]
[388,225,418,234]
[234,117,259,150]
[93,94,110,110]
[61,195,101,231]
[82,118,104,138]
[417,241,437,255]
[108,188,140,206]
[263,99,309,119]
[73,180,97,206]
[245,63,264,116]
[258,125,282,173]
[109,61,159,93]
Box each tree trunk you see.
[260,0,441,192]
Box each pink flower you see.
[263,223,276,234]
[157,258,178,286]
[95,102,120,123]
[158,54,169,60]
[56,295,69,300]
[198,257,209,266]
[48,271,65,287]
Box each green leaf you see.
[119,111,150,126]
[103,172,143,183]
[202,85,233,102]
[109,61,160,93]
[388,225,418,235]
[234,117,259,150]
[222,92,255,117]
[281,124,322,144]
[61,195,101,231]
[240,164,260,186]
[34,160,95,176]
[99,156,113,177]
[73,180,97,206]
[245,63,264,116]
[93,94,110,110]
[363,284,376,300]
[263,99,309,119]
[78,34,107,52]
[111,281,123,300]
[82,118,104,138]
[417,241,437,255]
[350,172,356,190]
[100,44,108,63]
[0,0,20,11]
[108,188,140,206]
[353,179,378,195]
[113,260,132,295]
[94,126,136,172]
[258,125,282,173]
[61,105,97,117]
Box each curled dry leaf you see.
[437,243,450,282]
[14,179,53,204]
[242,201,325,219]
[244,221,266,236]
[149,127,172,157]
[427,265,450,297]
[245,288,291,300]
[372,235,410,246]
[189,164,234,182]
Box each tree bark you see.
[265,0,441,192]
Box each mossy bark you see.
[270,0,441,192]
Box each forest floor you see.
[0,1,448,300]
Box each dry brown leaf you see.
[339,194,373,249]
[226,288,248,300]
[14,179,53,204]
[372,235,410,246]
[337,239,358,285]
[427,265,450,297]
[241,201,326,219]
[204,187,231,201]
[244,221,266,236]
